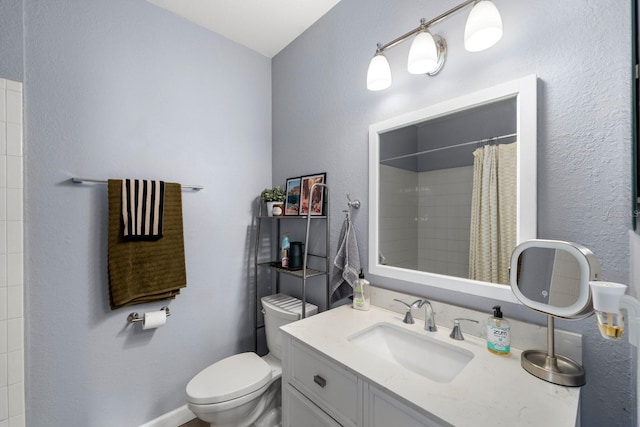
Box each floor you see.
[179,418,208,427]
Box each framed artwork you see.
[284,177,302,215]
[299,173,326,215]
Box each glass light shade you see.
[464,0,503,52]
[407,31,439,74]
[367,53,392,91]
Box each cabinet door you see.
[283,384,343,427]
[289,340,359,426]
[366,385,449,427]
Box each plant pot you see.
[266,201,284,216]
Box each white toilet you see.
[186,294,318,427]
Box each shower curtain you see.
[468,143,517,284]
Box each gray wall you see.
[0,0,23,81]
[20,0,271,425]
[416,97,516,171]
[379,125,418,171]
[380,97,516,172]
[273,0,633,425]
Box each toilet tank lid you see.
[261,293,319,320]
[186,352,272,405]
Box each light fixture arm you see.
[375,0,477,53]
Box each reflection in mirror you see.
[515,247,581,308]
[369,75,537,302]
[379,98,517,284]
[510,240,600,319]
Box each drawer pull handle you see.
[313,374,327,388]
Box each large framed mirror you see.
[368,75,537,302]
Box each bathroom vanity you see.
[280,304,580,427]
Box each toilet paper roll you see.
[142,310,167,330]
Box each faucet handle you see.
[393,299,415,324]
[450,318,479,340]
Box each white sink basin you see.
[347,323,474,383]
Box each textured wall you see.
[273,0,633,425]
[0,0,23,82]
[23,0,271,425]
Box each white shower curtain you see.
[468,143,517,284]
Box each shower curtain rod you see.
[71,177,204,191]
[380,132,517,164]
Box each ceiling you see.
[146,0,342,58]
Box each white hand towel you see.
[330,216,361,304]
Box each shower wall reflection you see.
[377,97,516,284]
[379,164,473,277]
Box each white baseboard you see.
[139,404,196,427]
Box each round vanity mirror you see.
[509,239,601,386]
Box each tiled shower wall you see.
[0,78,25,427]
[379,165,418,269]
[379,164,473,278]
[418,166,473,278]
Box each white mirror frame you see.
[368,75,537,303]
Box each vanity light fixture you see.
[366,0,503,91]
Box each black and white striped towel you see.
[121,179,165,241]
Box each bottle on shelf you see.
[281,233,290,268]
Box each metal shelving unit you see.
[253,184,330,352]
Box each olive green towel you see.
[108,179,187,309]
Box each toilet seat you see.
[186,352,272,405]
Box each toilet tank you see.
[261,293,318,360]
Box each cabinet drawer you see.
[284,384,343,427]
[290,340,358,426]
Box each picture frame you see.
[284,177,302,215]
[299,173,326,216]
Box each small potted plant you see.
[261,186,286,216]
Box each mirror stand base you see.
[521,316,585,387]
[521,350,586,387]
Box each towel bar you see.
[127,306,171,323]
[71,177,204,191]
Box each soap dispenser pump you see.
[487,305,511,356]
[352,270,370,311]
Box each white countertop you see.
[281,304,580,427]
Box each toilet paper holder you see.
[127,306,171,323]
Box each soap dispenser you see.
[352,270,370,311]
[487,305,510,356]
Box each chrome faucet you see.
[394,298,437,332]
[416,299,437,332]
